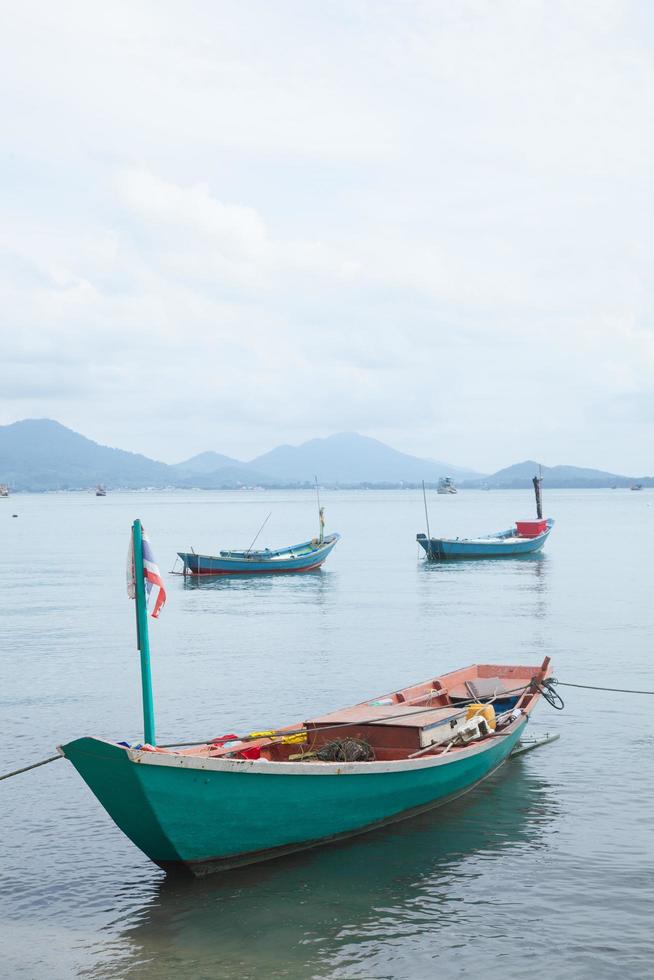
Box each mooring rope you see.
[553,680,654,696]
[0,754,61,782]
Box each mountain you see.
[464,459,650,489]
[249,432,479,484]
[177,465,279,488]
[3,419,649,491]
[174,451,241,474]
[0,419,174,490]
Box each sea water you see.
[1,489,653,979]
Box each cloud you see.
[0,1,653,470]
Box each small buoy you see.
[12,514,18,518]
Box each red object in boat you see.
[516,519,548,538]
[210,734,240,745]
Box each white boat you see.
[0,484,9,497]
[437,477,457,495]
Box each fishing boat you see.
[177,506,339,576]
[0,484,9,497]
[437,477,457,494]
[418,473,553,559]
[630,484,643,491]
[95,485,107,497]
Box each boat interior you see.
[143,659,551,766]
[219,534,337,560]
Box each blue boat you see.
[178,504,340,575]
[418,474,554,560]
[178,532,340,575]
[417,519,554,559]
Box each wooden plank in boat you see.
[305,704,461,729]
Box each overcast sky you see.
[1,0,652,472]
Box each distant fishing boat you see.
[418,473,554,559]
[437,477,457,494]
[95,485,107,497]
[60,527,558,875]
[177,504,339,575]
[630,484,643,491]
[0,484,9,497]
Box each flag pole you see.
[132,518,156,745]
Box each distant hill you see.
[249,432,478,484]
[464,459,652,489]
[177,465,279,488]
[173,451,241,474]
[0,419,173,490]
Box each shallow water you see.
[1,489,653,978]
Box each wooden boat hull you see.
[177,533,340,575]
[60,718,526,876]
[417,519,554,559]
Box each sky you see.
[1,0,653,472]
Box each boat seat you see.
[465,677,508,700]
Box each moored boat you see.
[95,485,107,497]
[418,472,553,559]
[177,505,339,575]
[0,484,9,497]
[60,653,556,876]
[630,484,643,491]
[178,533,340,575]
[437,477,457,494]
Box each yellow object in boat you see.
[466,704,496,730]
[247,730,276,739]
[281,731,307,744]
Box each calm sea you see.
[1,489,653,979]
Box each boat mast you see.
[422,480,433,558]
[533,466,543,519]
[131,519,156,746]
[315,475,324,544]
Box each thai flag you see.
[127,527,167,618]
[142,533,167,618]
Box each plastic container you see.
[466,703,496,730]
[516,519,547,538]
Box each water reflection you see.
[418,552,548,574]
[417,552,550,624]
[180,568,329,591]
[86,761,558,980]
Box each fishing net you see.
[316,738,375,762]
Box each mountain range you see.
[0,419,651,490]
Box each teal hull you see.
[61,719,526,876]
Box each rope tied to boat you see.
[551,680,654,696]
[532,678,565,710]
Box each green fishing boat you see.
[60,520,558,876]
